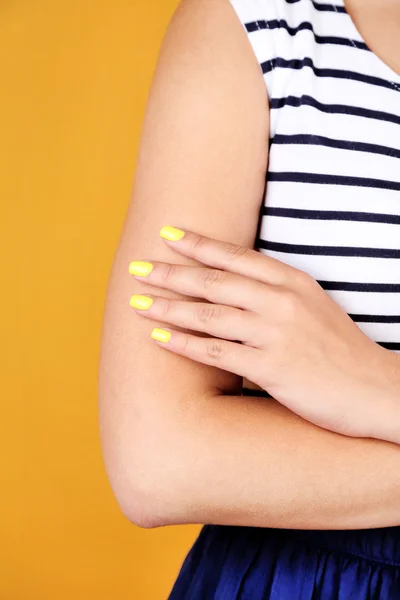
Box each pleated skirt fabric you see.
[168,524,400,599]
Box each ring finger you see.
[129,293,263,346]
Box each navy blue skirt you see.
[168,524,400,599]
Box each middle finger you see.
[129,260,269,312]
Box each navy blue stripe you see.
[262,57,397,92]
[271,134,400,160]
[318,281,400,293]
[268,171,400,192]
[285,0,346,11]
[377,342,400,351]
[349,314,400,323]
[270,95,400,127]
[263,206,400,225]
[245,20,368,50]
[242,388,273,398]
[258,239,400,258]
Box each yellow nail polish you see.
[130,295,153,310]
[129,261,153,276]
[159,226,185,241]
[151,328,171,343]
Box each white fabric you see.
[229,0,400,351]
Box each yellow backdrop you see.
[0,1,200,597]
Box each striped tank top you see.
[228,0,400,389]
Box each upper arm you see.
[98,0,269,511]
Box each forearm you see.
[134,392,400,530]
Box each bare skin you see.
[345,0,400,76]
[98,0,400,530]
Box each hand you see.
[128,226,400,442]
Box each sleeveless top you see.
[228,0,400,390]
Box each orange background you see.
[1,1,200,597]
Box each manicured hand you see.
[128,226,400,443]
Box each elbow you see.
[117,491,163,530]
[103,438,186,530]
[117,474,179,529]
[99,390,194,528]
[107,463,174,529]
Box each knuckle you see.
[294,268,314,288]
[162,299,175,320]
[277,289,300,320]
[195,303,222,324]
[224,242,249,264]
[193,235,207,250]
[202,268,228,289]
[180,335,189,353]
[205,338,224,360]
[226,242,249,259]
[162,263,176,283]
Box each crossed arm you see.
[121,391,400,530]
[98,0,400,530]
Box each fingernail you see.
[129,261,153,276]
[159,226,185,241]
[151,328,171,343]
[130,295,153,310]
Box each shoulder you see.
[162,0,271,82]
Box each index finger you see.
[159,225,298,285]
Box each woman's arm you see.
[129,228,400,445]
[129,390,400,530]
[98,0,400,530]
